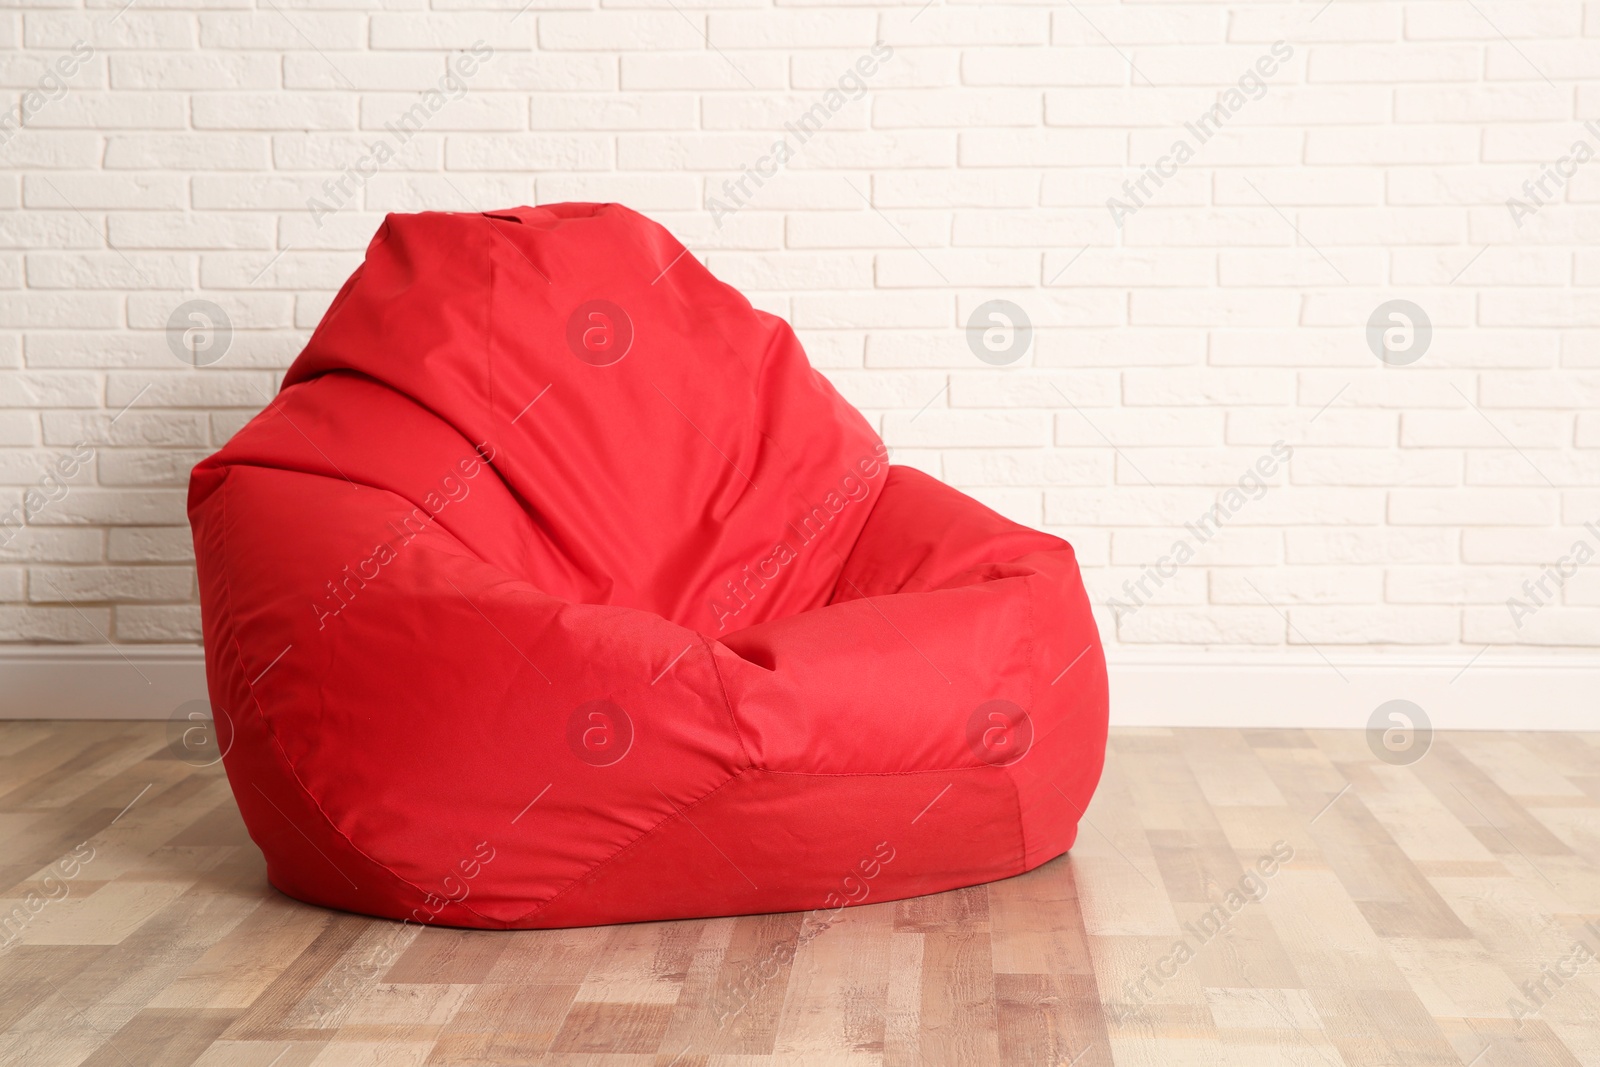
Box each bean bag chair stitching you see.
[698,632,755,770]
[504,767,750,925]
[216,473,504,929]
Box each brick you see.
[115,604,202,642]
[109,526,194,563]
[1287,607,1459,645]
[29,565,191,602]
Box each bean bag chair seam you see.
[504,767,749,925]
[216,472,502,929]
[699,632,755,770]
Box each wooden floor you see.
[3,724,1600,1066]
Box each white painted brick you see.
[883,409,1050,448]
[0,372,98,409]
[193,93,356,130]
[1044,169,1205,210]
[541,13,705,50]
[43,411,209,447]
[1579,413,1600,448]
[960,48,1124,87]
[1111,527,1279,567]
[1286,529,1458,566]
[1308,46,1481,83]
[1218,249,1384,287]
[890,8,1049,46]
[786,133,956,170]
[285,53,453,92]
[1212,568,1382,606]
[960,128,1123,167]
[25,13,194,50]
[1389,489,1558,526]
[869,171,1038,208]
[1307,127,1479,165]
[1115,608,1284,645]
[875,249,1036,289]
[23,173,184,211]
[0,605,111,641]
[952,209,1107,246]
[1466,451,1600,487]
[28,252,192,290]
[1386,567,1532,606]
[1231,7,1399,42]
[1055,409,1223,448]
[1120,209,1296,248]
[708,11,877,48]
[789,48,951,90]
[619,53,783,91]
[1215,169,1384,207]
[0,293,120,329]
[1123,369,1294,406]
[97,449,211,487]
[110,53,279,90]
[370,15,531,50]
[1227,410,1398,448]
[104,133,270,171]
[29,565,190,602]
[1399,411,1569,450]
[22,488,187,525]
[945,449,1109,488]
[109,526,193,563]
[0,527,101,564]
[1463,606,1600,646]
[1043,88,1217,127]
[114,604,202,642]
[198,14,362,51]
[958,290,1122,329]
[108,212,275,251]
[23,92,187,130]
[368,175,535,215]
[272,132,440,171]
[1290,449,1461,487]
[875,89,1041,129]
[1287,606,1459,645]
[949,370,1117,409]
[1486,42,1600,82]
[1049,7,1221,47]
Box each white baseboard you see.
[1106,651,1599,731]
[0,645,1595,730]
[0,645,211,720]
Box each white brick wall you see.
[2,0,1598,660]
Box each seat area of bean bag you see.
[188,203,1109,929]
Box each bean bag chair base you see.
[189,203,1108,930]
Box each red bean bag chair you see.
[188,203,1108,929]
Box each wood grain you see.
[2,722,1598,1065]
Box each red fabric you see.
[188,203,1108,929]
